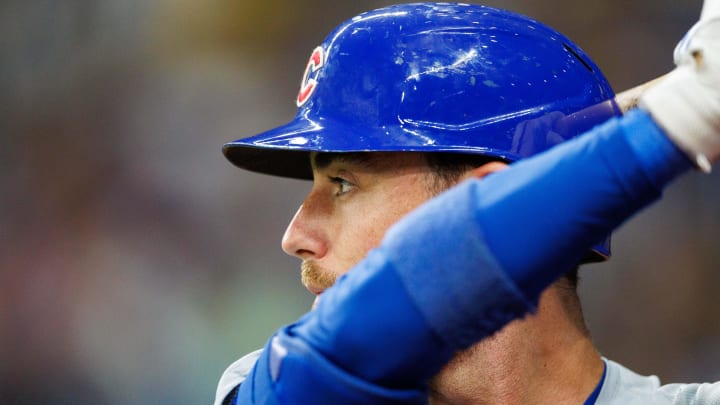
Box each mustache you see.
[301,261,337,292]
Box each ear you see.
[462,161,509,181]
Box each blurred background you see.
[1,0,718,403]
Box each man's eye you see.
[329,177,354,196]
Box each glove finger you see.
[701,0,720,20]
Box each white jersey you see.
[597,358,720,404]
[214,352,720,405]
[214,349,262,405]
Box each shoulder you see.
[214,349,263,405]
[596,358,720,405]
[656,381,720,404]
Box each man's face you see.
[281,152,438,304]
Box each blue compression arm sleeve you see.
[385,109,692,349]
[453,108,693,302]
[234,109,693,403]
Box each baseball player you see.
[216,2,720,404]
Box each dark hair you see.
[564,267,579,289]
[557,267,588,334]
[423,152,509,194]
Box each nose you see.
[281,192,328,260]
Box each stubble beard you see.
[300,261,338,292]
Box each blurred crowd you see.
[1,0,717,403]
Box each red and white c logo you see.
[296,46,325,107]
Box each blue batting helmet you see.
[223,3,619,261]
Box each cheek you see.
[334,213,387,267]
[340,197,420,259]
[331,177,432,271]
[327,203,397,273]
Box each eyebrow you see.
[312,152,375,171]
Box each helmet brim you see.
[223,114,325,180]
[223,113,523,180]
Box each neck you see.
[428,285,604,405]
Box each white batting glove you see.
[640,0,720,172]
